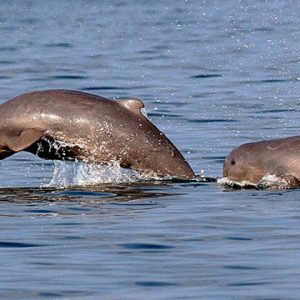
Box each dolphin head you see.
[223,143,265,184]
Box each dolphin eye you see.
[231,160,236,165]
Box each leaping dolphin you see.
[0,89,195,179]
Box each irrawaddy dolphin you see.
[0,89,195,179]
[223,136,300,188]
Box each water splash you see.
[257,175,290,189]
[45,160,142,187]
[218,175,291,190]
[218,177,258,189]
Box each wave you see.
[218,175,292,190]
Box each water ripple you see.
[187,118,237,123]
[119,243,174,251]
[135,281,177,287]
[50,75,88,80]
[45,42,73,48]
[0,241,44,248]
[81,86,135,91]
[191,74,223,79]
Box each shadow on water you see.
[0,176,215,204]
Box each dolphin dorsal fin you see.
[118,98,145,112]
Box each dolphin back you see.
[0,90,196,180]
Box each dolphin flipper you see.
[6,129,44,152]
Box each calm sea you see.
[0,1,299,299]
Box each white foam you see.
[217,177,257,189]
[218,175,291,189]
[257,174,290,189]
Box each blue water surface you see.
[0,1,299,299]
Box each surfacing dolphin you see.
[223,136,300,188]
[0,89,195,179]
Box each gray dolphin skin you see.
[223,136,300,187]
[0,89,195,179]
